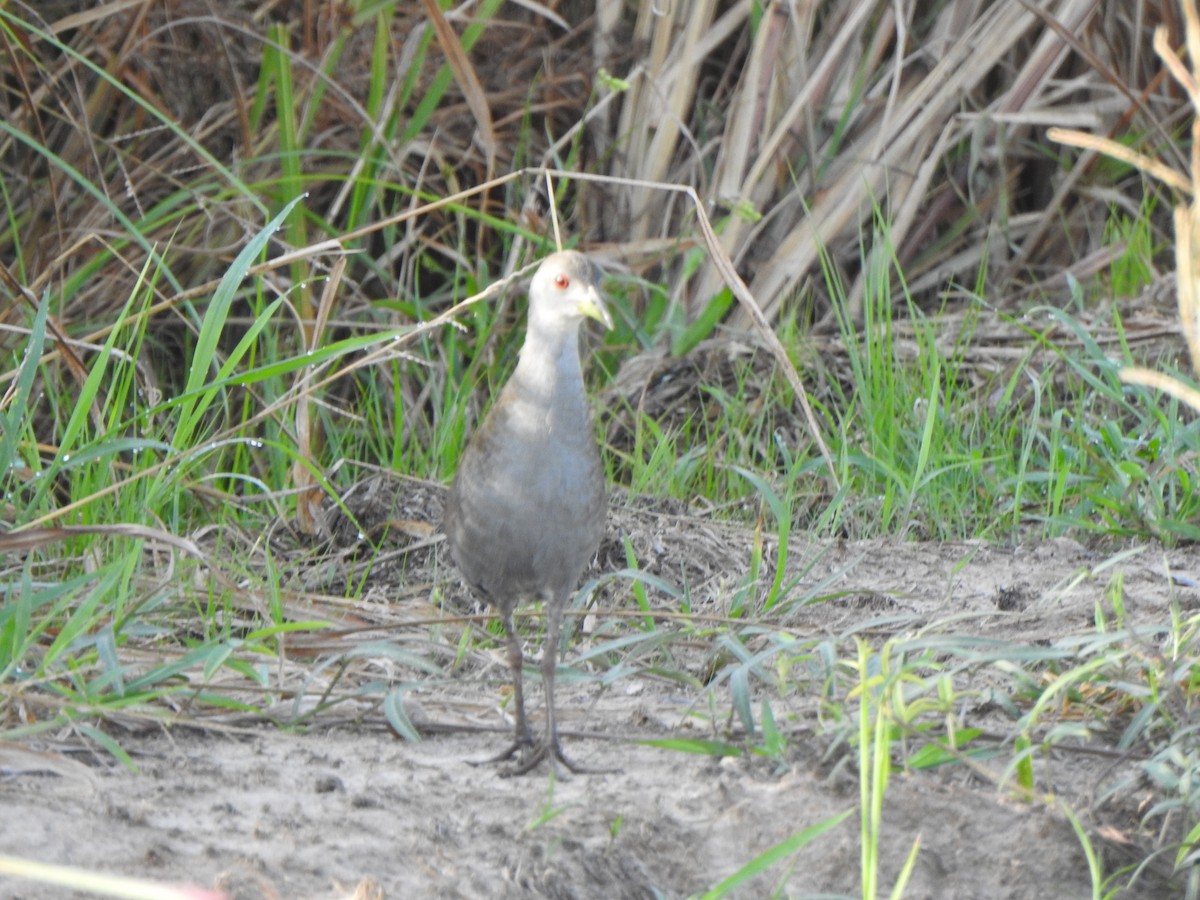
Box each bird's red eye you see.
[554,273,569,289]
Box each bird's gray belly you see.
[447,438,603,604]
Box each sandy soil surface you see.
[3,485,1195,898]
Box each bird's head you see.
[529,251,614,332]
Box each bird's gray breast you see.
[445,385,605,605]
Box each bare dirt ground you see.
[3,482,1195,898]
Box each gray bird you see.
[444,250,612,776]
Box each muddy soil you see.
[3,487,1196,899]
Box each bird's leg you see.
[504,591,610,777]
[470,605,534,766]
[504,605,534,747]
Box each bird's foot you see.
[500,735,617,778]
[467,728,535,767]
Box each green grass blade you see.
[697,808,853,899]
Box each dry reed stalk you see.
[1052,0,1200,409]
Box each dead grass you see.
[1,2,1185,336]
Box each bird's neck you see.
[512,320,585,403]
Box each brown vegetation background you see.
[1,1,1182,341]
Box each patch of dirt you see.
[3,480,1195,898]
[0,726,1141,900]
